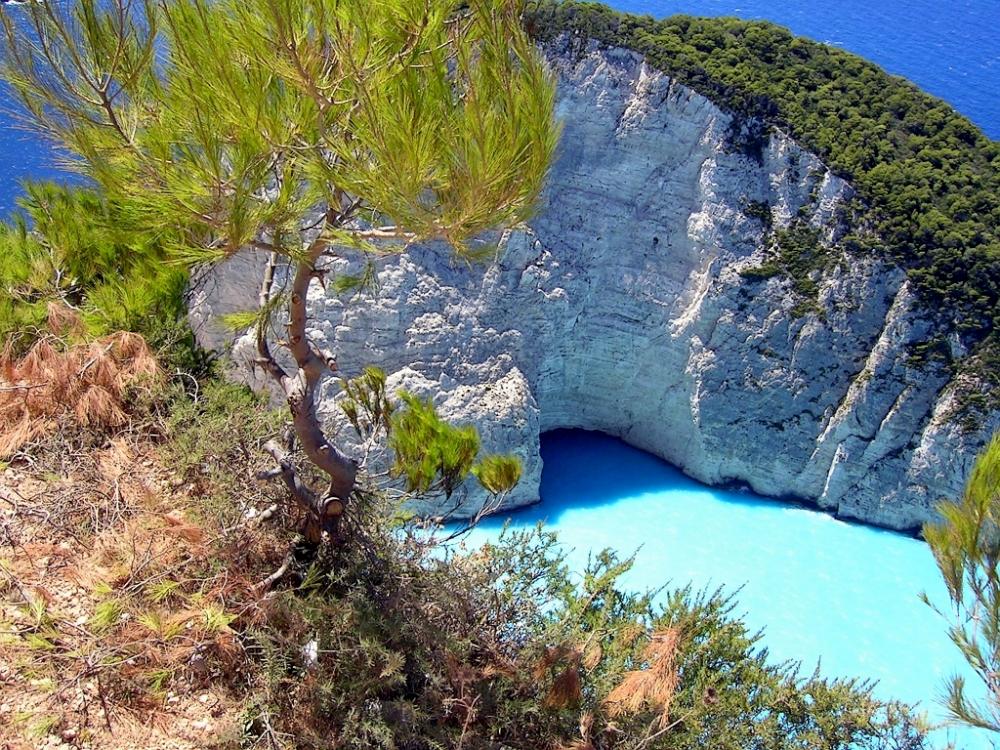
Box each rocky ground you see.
[0,436,251,749]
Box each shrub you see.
[0,325,160,456]
[0,183,205,373]
[241,512,930,749]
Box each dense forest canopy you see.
[527,2,1000,379]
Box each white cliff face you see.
[189,40,999,532]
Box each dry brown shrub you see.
[545,662,583,710]
[45,301,85,338]
[604,627,683,727]
[537,643,584,710]
[0,328,161,457]
[533,643,577,680]
[0,392,282,750]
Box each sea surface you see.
[455,430,990,749]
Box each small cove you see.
[453,429,991,749]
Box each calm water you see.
[456,430,990,749]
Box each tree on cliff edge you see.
[0,0,558,541]
[924,435,1000,734]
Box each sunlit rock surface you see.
[190,39,999,531]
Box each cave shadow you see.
[473,428,798,531]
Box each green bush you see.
[0,182,202,371]
[164,379,284,482]
[242,511,930,749]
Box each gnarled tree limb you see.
[283,235,358,504]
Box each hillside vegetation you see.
[528,2,1000,380]
[0,327,930,749]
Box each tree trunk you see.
[255,233,358,540]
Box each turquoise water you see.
[454,430,991,749]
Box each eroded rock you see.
[189,40,998,531]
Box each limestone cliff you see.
[189,39,999,532]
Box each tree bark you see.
[255,229,358,539]
[284,237,358,505]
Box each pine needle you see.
[605,627,683,727]
[0,332,161,456]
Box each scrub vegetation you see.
[0,184,192,363]
[1,328,930,748]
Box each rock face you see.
[189,39,999,532]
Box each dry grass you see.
[0,418,281,749]
[0,319,161,458]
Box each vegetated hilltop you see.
[528,1,1000,393]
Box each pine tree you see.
[924,435,1000,733]
[1,0,558,540]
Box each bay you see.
[455,430,991,749]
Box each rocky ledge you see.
[190,38,999,532]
